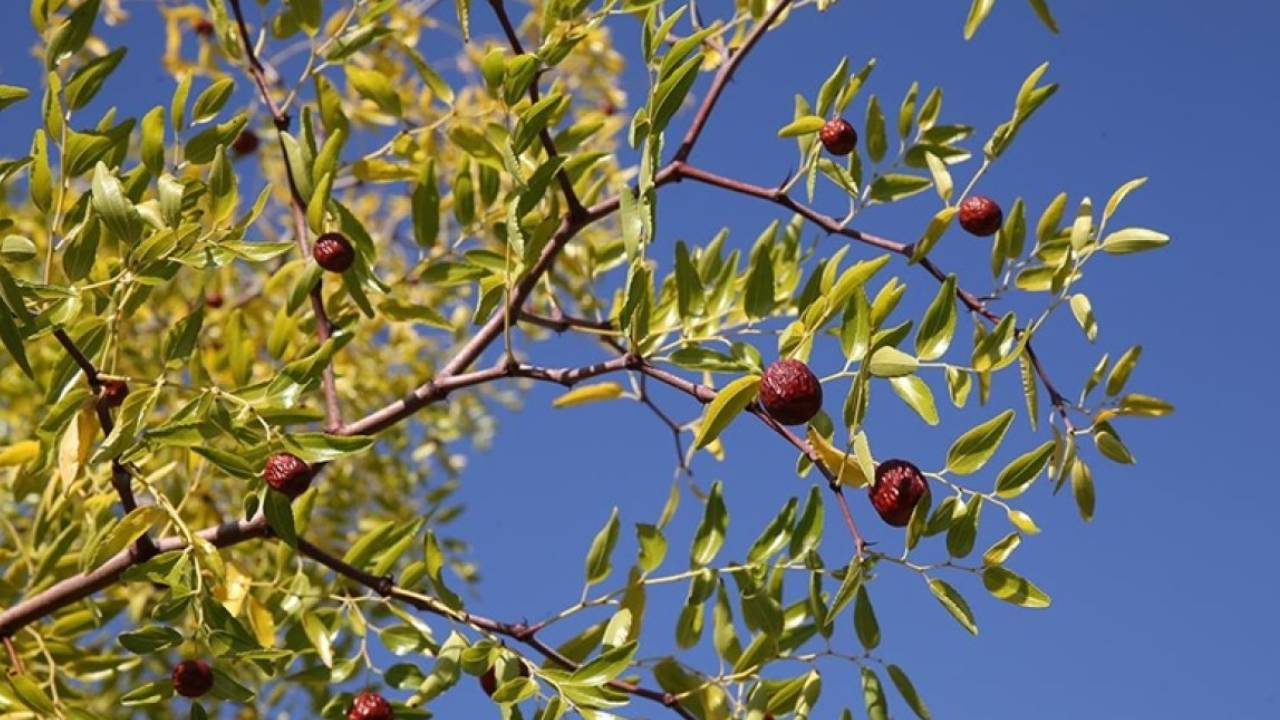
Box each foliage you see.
[0,0,1170,717]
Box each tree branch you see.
[485,0,585,218]
[294,537,697,719]
[673,0,796,163]
[669,161,1076,428]
[0,518,268,639]
[49,328,154,556]
[228,0,343,432]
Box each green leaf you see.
[789,486,824,557]
[692,375,760,449]
[1102,177,1146,224]
[0,84,30,113]
[346,65,402,116]
[1027,0,1060,33]
[0,300,33,378]
[945,495,982,558]
[868,173,932,203]
[865,95,887,163]
[690,481,728,567]
[569,641,637,686]
[1102,227,1170,254]
[302,613,333,667]
[1071,458,1095,521]
[1007,508,1041,535]
[910,205,956,262]
[91,162,138,243]
[456,0,472,42]
[1116,393,1174,417]
[283,433,375,463]
[163,305,204,364]
[890,375,939,425]
[927,578,977,634]
[87,506,166,570]
[650,54,703,133]
[119,625,184,654]
[861,667,889,720]
[982,566,1051,608]
[140,106,166,174]
[915,274,957,360]
[747,498,797,564]
[64,47,125,110]
[982,532,1022,566]
[191,78,235,125]
[1069,293,1097,342]
[263,490,297,548]
[119,680,173,706]
[946,410,1015,475]
[584,507,620,586]
[867,346,918,377]
[636,523,667,574]
[853,587,880,649]
[963,0,996,39]
[994,440,1055,498]
[47,0,101,68]
[777,115,825,138]
[1105,345,1141,395]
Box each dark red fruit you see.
[231,130,260,156]
[759,359,823,426]
[868,459,927,527]
[347,690,394,720]
[313,232,355,273]
[263,452,313,498]
[100,379,129,409]
[480,662,529,697]
[205,291,224,308]
[171,659,214,698]
[819,117,858,156]
[193,18,214,37]
[958,195,1003,237]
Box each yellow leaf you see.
[806,429,870,488]
[0,440,39,467]
[247,594,276,648]
[215,563,251,617]
[552,382,625,408]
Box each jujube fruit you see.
[958,195,1003,237]
[313,232,355,273]
[171,659,214,698]
[759,359,823,426]
[263,452,313,498]
[819,117,858,156]
[346,690,394,720]
[100,379,129,409]
[480,661,529,697]
[868,459,927,527]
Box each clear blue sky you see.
[2,2,1277,718]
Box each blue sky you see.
[3,1,1278,718]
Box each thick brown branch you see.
[228,0,342,432]
[294,538,696,719]
[673,0,796,163]
[0,518,268,639]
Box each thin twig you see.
[227,0,343,432]
[673,0,797,163]
[485,0,585,218]
[295,537,697,719]
[3,636,24,674]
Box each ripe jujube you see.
[819,117,858,156]
[759,359,823,426]
[346,690,394,720]
[868,459,927,526]
[100,379,129,409]
[171,659,214,698]
[313,232,355,273]
[958,195,1003,237]
[263,452,313,498]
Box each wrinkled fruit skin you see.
[869,459,927,527]
[819,117,858,156]
[231,130,260,156]
[171,659,214,699]
[958,195,1003,237]
[347,691,394,720]
[759,359,823,426]
[480,662,529,697]
[100,380,129,409]
[313,232,356,273]
[263,452,313,498]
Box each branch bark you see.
[228,0,343,432]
